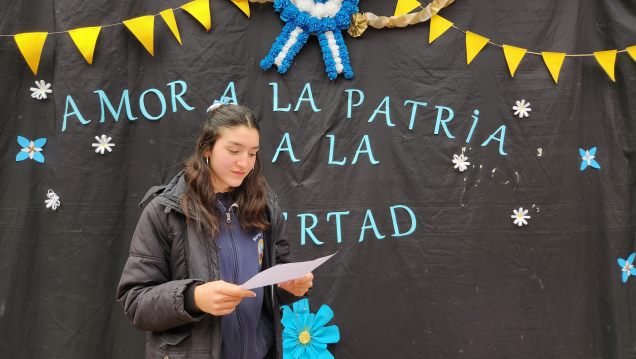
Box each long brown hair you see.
[182,104,270,236]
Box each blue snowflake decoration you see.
[281,298,340,359]
[579,147,600,170]
[261,0,359,80]
[618,253,636,283]
[16,136,47,163]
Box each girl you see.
[117,102,313,359]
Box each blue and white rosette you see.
[261,0,359,80]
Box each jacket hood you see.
[155,169,189,216]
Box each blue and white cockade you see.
[261,0,359,80]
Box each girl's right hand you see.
[193,280,256,316]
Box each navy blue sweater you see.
[185,192,274,359]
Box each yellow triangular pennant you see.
[594,49,617,82]
[502,44,526,77]
[626,45,636,62]
[394,0,421,17]
[541,52,566,83]
[68,27,102,65]
[14,32,48,75]
[466,31,489,65]
[429,15,453,43]
[123,16,155,56]
[160,9,182,45]
[181,0,211,31]
[231,0,250,18]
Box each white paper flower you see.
[452,154,470,172]
[45,189,60,210]
[512,100,531,118]
[92,135,115,154]
[30,80,52,100]
[511,207,530,226]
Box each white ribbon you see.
[45,189,60,210]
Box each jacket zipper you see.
[227,208,246,359]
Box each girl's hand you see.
[194,280,256,316]
[278,272,313,297]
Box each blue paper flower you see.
[281,299,339,359]
[579,147,600,170]
[618,253,636,283]
[261,0,359,80]
[16,136,46,163]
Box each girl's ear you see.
[204,149,211,158]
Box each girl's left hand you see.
[278,272,313,296]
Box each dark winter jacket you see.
[116,170,308,359]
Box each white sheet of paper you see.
[239,253,337,290]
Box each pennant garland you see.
[231,0,250,18]
[429,14,453,43]
[502,44,526,77]
[395,0,422,17]
[68,27,102,64]
[124,16,155,56]
[426,13,631,82]
[594,50,617,82]
[160,9,182,45]
[14,32,47,75]
[7,0,212,71]
[4,0,636,83]
[465,31,489,65]
[542,52,566,83]
[181,0,211,31]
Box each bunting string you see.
[3,0,211,74]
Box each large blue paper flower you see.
[281,298,339,359]
[618,253,636,283]
[579,147,600,170]
[16,136,46,163]
[261,0,359,80]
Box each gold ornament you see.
[347,13,368,38]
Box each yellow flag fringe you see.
[124,16,155,56]
[68,27,102,65]
[160,9,182,45]
[15,32,48,75]
[231,0,251,18]
[466,31,489,65]
[181,0,211,31]
[429,14,453,44]
[594,50,617,82]
[502,44,527,77]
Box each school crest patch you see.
[258,238,264,265]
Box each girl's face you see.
[205,125,260,192]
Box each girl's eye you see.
[249,153,257,157]
[229,150,238,154]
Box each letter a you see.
[272,133,300,162]
[62,95,90,132]
[368,96,395,126]
[351,135,379,164]
[294,83,321,112]
[481,125,507,155]
[359,209,385,242]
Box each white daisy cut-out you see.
[92,135,115,154]
[512,100,531,118]
[452,154,470,172]
[512,207,530,226]
[45,189,60,210]
[30,80,52,100]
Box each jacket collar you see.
[155,169,277,223]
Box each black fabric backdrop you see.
[1,0,636,358]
